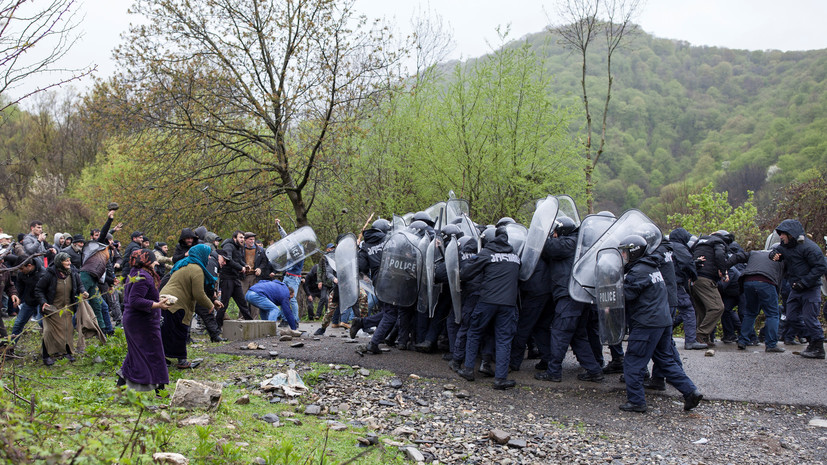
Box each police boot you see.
[800,340,826,359]
[643,376,666,391]
[349,318,363,339]
[602,357,624,374]
[365,342,382,355]
[478,360,495,377]
[414,340,435,353]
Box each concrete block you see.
[223,320,278,341]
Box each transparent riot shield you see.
[569,214,616,303]
[374,231,421,307]
[402,212,415,225]
[457,214,480,252]
[446,199,470,224]
[764,231,780,250]
[444,237,462,324]
[265,226,320,271]
[570,210,661,303]
[555,194,581,228]
[416,235,431,314]
[392,214,407,234]
[505,223,528,256]
[335,233,359,311]
[596,248,626,345]
[519,195,559,281]
[425,237,441,317]
[424,202,447,230]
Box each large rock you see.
[153,452,190,464]
[222,320,278,341]
[170,379,223,411]
[489,428,511,445]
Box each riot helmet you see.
[412,211,435,227]
[496,217,516,227]
[457,236,473,250]
[554,216,577,236]
[618,234,647,264]
[597,210,616,218]
[372,218,391,233]
[408,220,429,236]
[712,230,734,245]
[441,224,462,239]
[481,226,496,245]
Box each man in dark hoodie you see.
[457,226,520,390]
[120,231,144,277]
[172,228,198,263]
[616,234,703,413]
[668,228,708,349]
[771,219,827,359]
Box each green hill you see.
[507,28,827,216]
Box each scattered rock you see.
[284,418,302,426]
[403,446,425,462]
[279,335,293,342]
[408,374,421,380]
[389,379,403,389]
[234,395,250,405]
[305,405,322,415]
[378,400,396,407]
[358,368,370,377]
[327,420,347,431]
[261,413,279,424]
[507,438,527,449]
[489,429,511,445]
[152,452,190,464]
[443,384,456,391]
[177,414,210,427]
[290,342,304,348]
[704,349,715,357]
[392,426,416,436]
[693,438,709,444]
[93,356,104,364]
[455,390,470,399]
[269,351,279,358]
[809,418,827,428]
[170,379,223,411]
[157,411,172,423]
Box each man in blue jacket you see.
[772,220,827,359]
[457,227,520,390]
[616,235,703,413]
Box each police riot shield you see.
[402,212,415,225]
[446,199,470,224]
[374,231,421,306]
[426,237,442,317]
[519,195,559,281]
[265,226,320,271]
[416,236,431,314]
[569,214,616,303]
[570,210,661,303]
[424,202,447,230]
[596,248,626,345]
[764,231,780,250]
[505,223,528,256]
[392,214,407,234]
[334,233,359,311]
[555,194,581,228]
[457,214,480,252]
[444,237,462,324]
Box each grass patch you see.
[0,318,404,464]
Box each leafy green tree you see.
[667,183,763,248]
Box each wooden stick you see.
[356,212,375,243]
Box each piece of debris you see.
[693,437,709,444]
[153,452,190,464]
[489,428,511,445]
[260,370,308,397]
[234,395,250,405]
[177,414,210,427]
[170,379,223,411]
[704,350,715,357]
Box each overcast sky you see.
[9,0,827,104]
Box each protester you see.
[35,252,88,366]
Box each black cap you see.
[215,249,231,260]
[72,234,85,243]
[131,231,143,239]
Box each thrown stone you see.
[704,349,715,357]
[507,438,526,449]
[389,379,404,389]
[290,342,304,348]
[153,452,190,465]
[403,446,425,462]
[489,429,511,445]
[178,414,210,427]
[170,379,223,411]
[443,384,456,391]
[234,395,250,405]
[261,413,279,424]
[456,390,470,399]
[809,418,827,428]
[279,335,293,342]
[409,374,421,379]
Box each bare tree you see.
[551,0,642,213]
[110,0,406,228]
[0,0,93,115]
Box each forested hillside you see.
[515,28,827,218]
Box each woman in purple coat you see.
[118,249,171,392]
